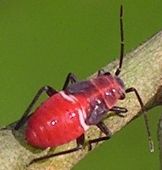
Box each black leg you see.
[110,106,128,117]
[125,87,154,152]
[28,134,85,165]
[88,121,112,150]
[14,86,57,130]
[125,87,144,111]
[62,73,78,90]
[97,69,110,76]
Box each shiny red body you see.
[26,74,124,149]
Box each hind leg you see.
[28,134,85,165]
[14,86,57,130]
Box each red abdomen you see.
[25,92,87,149]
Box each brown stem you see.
[1,30,162,170]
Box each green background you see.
[0,0,161,169]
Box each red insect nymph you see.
[12,5,153,164]
[25,75,125,148]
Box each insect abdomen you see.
[25,93,86,148]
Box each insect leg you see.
[14,86,57,130]
[62,72,78,90]
[88,121,112,150]
[28,134,85,165]
[125,87,154,152]
[110,106,128,116]
[97,69,110,76]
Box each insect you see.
[13,5,153,164]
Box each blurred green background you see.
[0,0,162,169]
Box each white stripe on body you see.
[78,108,89,131]
[59,91,89,131]
[59,91,76,103]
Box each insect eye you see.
[119,93,125,100]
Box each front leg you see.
[110,106,128,117]
[125,87,154,152]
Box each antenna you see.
[115,5,124,76]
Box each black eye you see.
[119,93,125,100]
